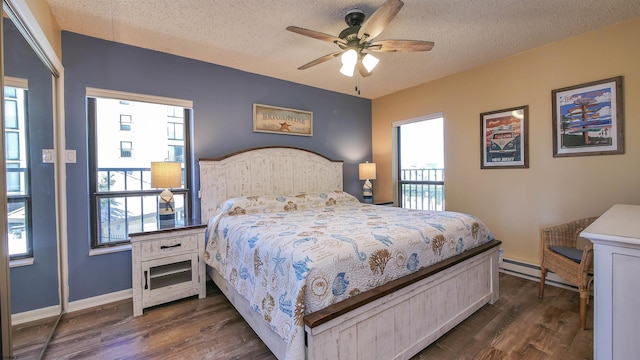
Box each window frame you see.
[168,144,184,162]
[4,79,33,259]
[5,131,20,160]
[119,114,132,131]
[167,121,184,140]
[119,140,133,158]
[87,89,193,249]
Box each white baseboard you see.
[66,288,132,313]
[11,305,61,325]
[12,288,133,325]
[499,257,578,292]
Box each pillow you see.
[550,246,583,263]
[298,191,359,207]
[219,191,359,215]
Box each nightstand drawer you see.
[141,234,198,259]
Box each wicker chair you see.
[538,217,598,330]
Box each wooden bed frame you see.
[199,146,501,360]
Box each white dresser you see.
[580,204,640,360]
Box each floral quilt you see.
[204,191,493,360]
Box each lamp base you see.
[362,179,373,204]
[158,189,176,229]
[158,212,175,229]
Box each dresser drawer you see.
[140,234,198,259]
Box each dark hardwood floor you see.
[11,273,593,360]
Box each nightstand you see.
[130,220,207,316]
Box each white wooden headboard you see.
[199,146,344,222]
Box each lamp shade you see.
[359,162,377,180]
[151,161,182,189]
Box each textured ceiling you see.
[45,0,640,99]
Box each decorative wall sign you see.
[253,103,313,136]
[552,76,624,157]
[480,105,529,169]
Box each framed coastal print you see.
[480,105,529,169]
[253,103,313,136]
[552,76,624,157]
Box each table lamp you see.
[359,161,376,204]
[151,161,182,228]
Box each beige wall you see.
[372,17,640,265]
[25,0,61,59]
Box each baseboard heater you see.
[499,257,579,292]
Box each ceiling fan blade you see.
[358,0,404,43]
[356,61,373,77]
[297,51,343,70]
[286,26,346,46]
[368,39,434,52]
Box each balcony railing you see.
[96,167,186,245]
[399,168,444,211]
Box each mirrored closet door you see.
[1,1,62,358]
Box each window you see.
[5,132,20,160]
[168,145,183,162]
[395,114,444,211]
[167,121,184,140]
[120,114,132,131]
[120,141,133,158]
[4,81,32,259]
[87,89,193,247]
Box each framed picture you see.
[552,76,624,157]
[480,105,529,169]
[253,103,313,136]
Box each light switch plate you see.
[42,149,55,163]
[65,150,77,163]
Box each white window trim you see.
[4,76,28,89]
[86,88,193,108]
[9,257,34,268]
[89,243,132,257]
[391,112,444,128]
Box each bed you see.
[199,146,501,360]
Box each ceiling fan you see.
[286,0,434,79]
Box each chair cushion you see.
[551,246,583,263]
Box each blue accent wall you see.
[62,32,372,302]
[4,20,59,313]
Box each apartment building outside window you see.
[87,89,193,247]
[4,80,32,259]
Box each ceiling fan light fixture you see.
[340,49,358,77]
[287,0,434,80]
[339,63,355,77]
[362,54,379,73]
